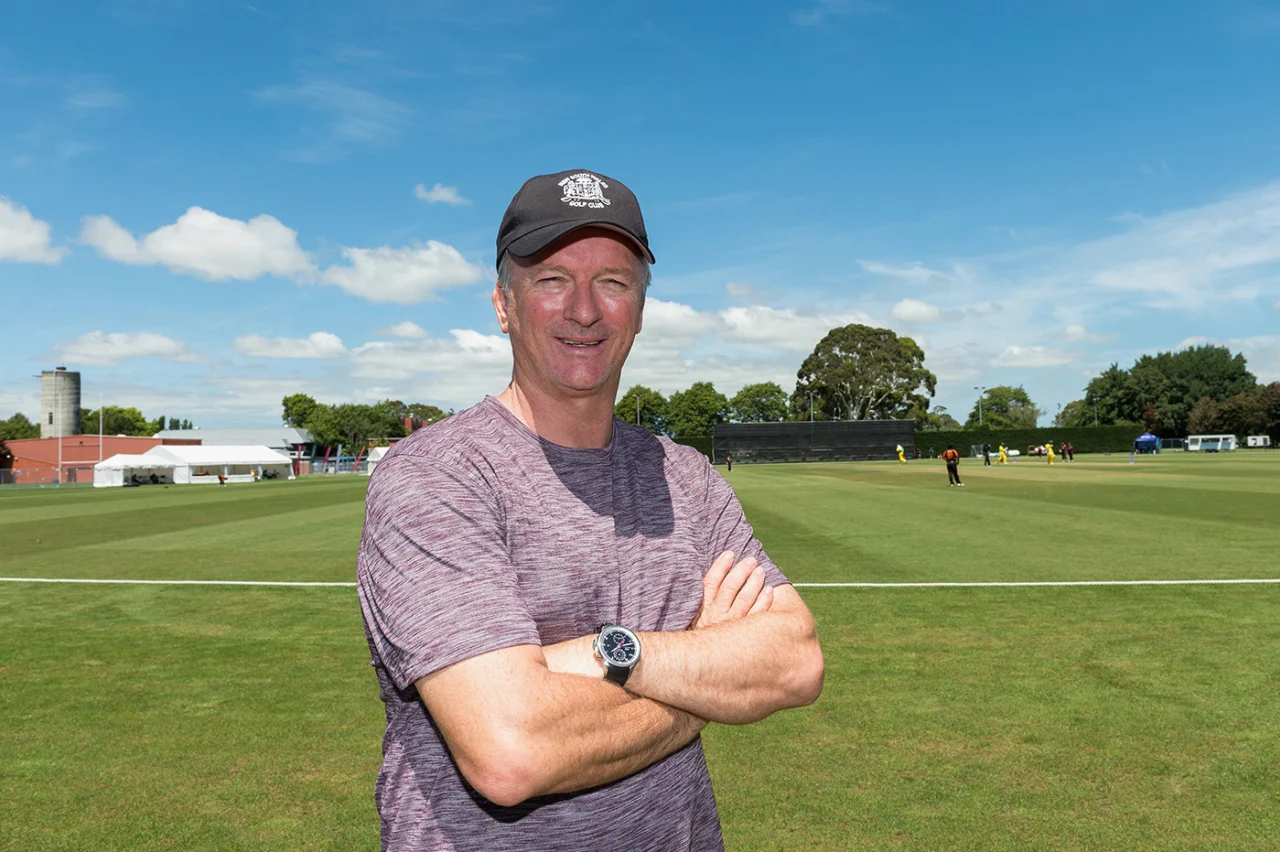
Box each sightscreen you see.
[712,420,916,464]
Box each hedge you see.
[671,436,714,459]
[913,424,1143,457]
[671,426,1145,462]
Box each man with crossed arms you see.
[357,169,825,851]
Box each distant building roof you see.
[152,427,312,448]
[148,445,293,467]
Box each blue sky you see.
[3,0,1280,428]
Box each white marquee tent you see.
[93,454,178,488]
[94,445,294,487]
[365,446,390,476]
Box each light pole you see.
[974,386,987,427]
[809,390,815,422]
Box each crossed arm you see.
[415,552,824,807]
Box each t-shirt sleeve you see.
[356,456,541,691]
[700,460,791,588]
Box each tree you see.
[79,406,152,436]
[729,382,788,423]
[666,382,729,437]
[408,403,450,425]
[965,386,1043,429]
[615,385,668,434]
[0,412,40,440]
[792,324,936,421]
[1084,345,1256,434]
[168,417,180,430]
[282,393,318,429]
[918,405,962,431]
[1083,364,1130,426]
[1054,400,1092,428]
[305,403,406,451]
[181,419,192,430]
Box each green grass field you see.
[2,452,1278,850]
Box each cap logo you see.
[558,173,611,209]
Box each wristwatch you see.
[593,624,641,687]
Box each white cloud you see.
[859,260,953,286]
[891,298,942,324]
[56,331,198,366]
[1083,182,1280,305]
[1063,324,1115,343]
[79,207,316,281]
[0,198,67,264]
[414,183,471,206]
[725,281,771,302]
[67,86,123,109]
[719,305,876,351]
[234,331,346,359]
[793,0,889,27]
[349,329,511,384]
[991,345,1072,368]
[384,321,428,339]
[253,81,410,158]
[320,241,483,304]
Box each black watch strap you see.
[604,661,632,688]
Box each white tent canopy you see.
[147,445,294,484]
[365,446,390,476]
[93,445,294,487]
[93,454,178,488]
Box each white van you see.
[1187,434,1237,452]
[1247,435,1272,448]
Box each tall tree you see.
[918,405,962,431]
[168,417,181,430]
[1054,400,1092,428]
[666,382,729,437]
[729,382,788,423]
[408,403,450,425]
[615,385,668,434]
[282,393,318,429]
[79,406,152,436]
[0,412,40,440]
[1085,345,1256,434]
[305,403,406,450]
[965,386,1043,429]
[792,324,936,421]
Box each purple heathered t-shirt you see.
[356,396,789,852]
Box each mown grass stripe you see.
[3,577,1278,588]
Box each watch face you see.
[599,627,639,666]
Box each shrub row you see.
[670,425,1149,463]
[671,436,714,459]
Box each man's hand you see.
[693,550,774,630]
[544,550,773,678]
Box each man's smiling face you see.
[493,227,646,403]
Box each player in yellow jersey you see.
[997,444,1008,464]
[1046,443,1056,465]
[896,443,906,463]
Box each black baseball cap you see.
[496,169,655,268]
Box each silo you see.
[40,367,81,438]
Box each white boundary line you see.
[1,577,1279,589]
[797,579,1280,587]
[0,578,355,587]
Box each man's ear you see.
[492,282,511,334]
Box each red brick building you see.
[1,435,200,485]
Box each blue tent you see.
[1134,431,1160,454]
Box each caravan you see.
[1187,434,1237,452]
